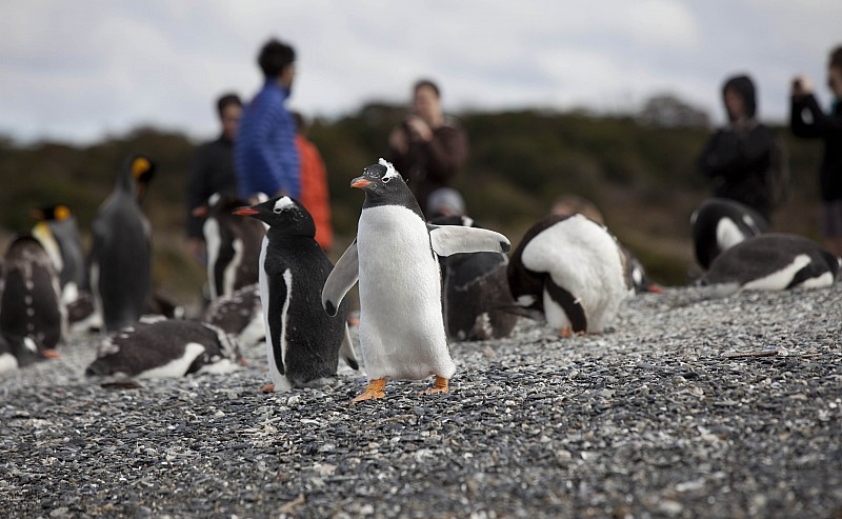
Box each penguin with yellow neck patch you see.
[89,155,154,332]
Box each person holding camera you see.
[790,45,842,257]
[388,79,469,217]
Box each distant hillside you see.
[0,105,826,307]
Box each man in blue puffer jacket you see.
[235,38,300,201]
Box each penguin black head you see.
[352,158,422,215]
[234,196,316,237]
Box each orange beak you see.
[233,207,259,216]
[351,177,371,189]
[43,349,61,360]
[191,206,208,217]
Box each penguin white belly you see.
[204,218,221,298]
[523,216,627,332]
[0,353,19,373]
[716,217,745,250]
[258,236,292,392]
[357,206,455,381]
[743,254,811,291]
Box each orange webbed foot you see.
[352,378,387,403]
[419,375,449,396]
[259,383,275,393]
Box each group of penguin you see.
[3,157,839,403]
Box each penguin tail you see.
[340,324,359,371]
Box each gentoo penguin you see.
[30,204,87,304]
[322,159,511,402]
[0,333,44,373]
[89,155,153,332]
[234,196,358,392]
[700,233,841,292]
[202,283,265,348]
[508,214,631,337]
[85,319,243,379]
[428,215,517,341]
[622,245,663,294]
[691,198,769,270]
[0,235,66,353]
[194,193,265,300]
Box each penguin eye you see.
[273,207,282,214]
[382,176,391,184]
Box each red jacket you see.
[295,134,333,251]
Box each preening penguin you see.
[234,196,358,393]
[0,235,66,353]
[428,215,517,341]
[85,320,243,379]
[700,233,841,292]
[691,198,769,270]
[508,214,631,337]
[89,155,153,332]
[194,193,265,300]
[30,204,87,304]
[322,159,511,403]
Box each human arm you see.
[790,93,842,139]
[419,124,469,185]
[696,126,772,181]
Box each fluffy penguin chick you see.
[322,159,511,403]
[508,214,631,336]
[235,196,358,393]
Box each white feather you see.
[356,205,455,380]
[0,353,19,373]
[204,217,221,299]
[379,158,401,180]
[716,217,746,251]
[137,342,205,379]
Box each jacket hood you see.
[722,75,757,121]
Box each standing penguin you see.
[429,215,517,341]
[322,159,511,403]
[700,233,841,292]
[0,235,66,353]
[194,193,265,300]
[234,196,358,392]
[691,197,769,270]
[31,204,87,304]
[0,333,46,373]
[89,155,153,332]
[508,214,631,337]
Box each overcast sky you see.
[1,0,840,145]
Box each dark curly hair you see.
[258,38,296,78]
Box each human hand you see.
[791,75,814,97]
[405,116,433,142]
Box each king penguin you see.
[322,159,511,403]
[508,214,631,337]
[691,198,769,270]
[30,204,87,305]
[0,235,66,354]
[700,233,841,292]
[89,155,153,332]
[235,196,358,392]
[195,193,265,300]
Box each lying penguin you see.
[691,198,769,270]
[194,193,265,300]
[0,333,46,373]
[202,283,264,348]
[235,196,358,392]
[428,215,517,341]
[700,233,840,292]
[0,235,66,353]
[508,214,631,337]
[322,159,510,403]
[85,319,243,379]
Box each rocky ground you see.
[1,285,841,519]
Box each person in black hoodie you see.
[790,45,842,258]
[697,74,776,223]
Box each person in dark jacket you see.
[388,79,469,217]
[186,93,242,261]
[697,75,776,222]
[790,45,842,258]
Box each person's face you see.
[221,104,242,140]
[280,63,296,89]
[412,85,441,124]
[828,66,842,98]
[724,87,746,120]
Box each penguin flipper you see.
[428,225,511,257]
[322,240,359,316]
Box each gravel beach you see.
[1,285,841,519]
